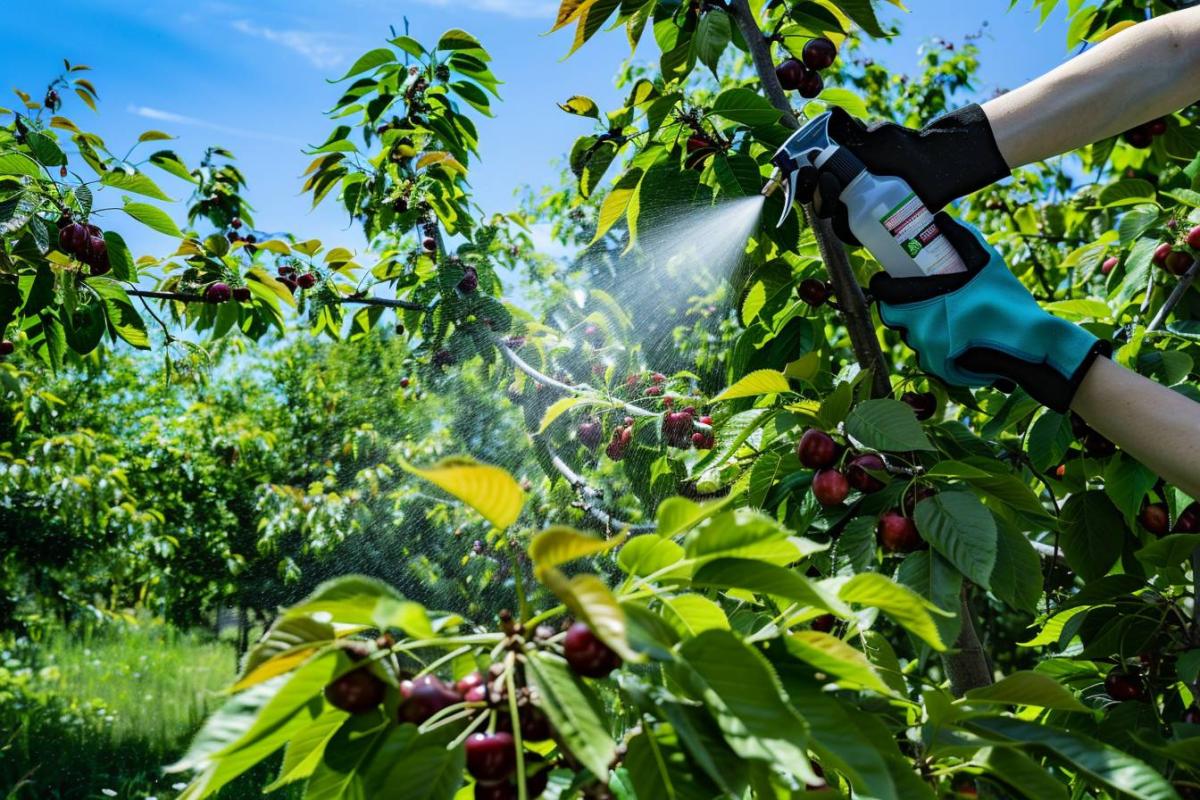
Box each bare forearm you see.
[982,7,1200,168]
[1070,357,1200,499]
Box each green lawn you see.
[1,621,293,799]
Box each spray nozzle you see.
[762,111,836,227]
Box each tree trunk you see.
[728,0,993,694]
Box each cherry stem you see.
[505,653,528,800]
[417,704,476,734]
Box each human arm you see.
[1071,356,1200,499]
[983,6,1200,168]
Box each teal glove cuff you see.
[870,219,1110,412]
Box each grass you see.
[0,620,295,800]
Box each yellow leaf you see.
[248,267,298,306]
[529,526,626,576]
[399,456,525,529]
[252,239,291,255]
[541,568,643,663]
[292,239,323,257]
[557,96,599,118]
[50,116,81,133]
[324,247,355,266]
[550,0,596,32]
[710,369,791,402]
[538,396,584,432]
[1087,19,1136,43]
[230,647,317,692]
[416,151,467,175]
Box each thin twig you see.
[1146,258,1199,332]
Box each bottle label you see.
[879,192,965,275]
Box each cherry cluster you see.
[1152,224,1200,277]
[225,218,259,255]
[627,370,667,396]
[662,405,714,450]
[57,216,109,276]
[605,417,634,461]
[775,37,838,100]
[1122,117,1169,149]
[321,619,622,800]
[1139,499,1198,536]
[797,428,931,553]
[275,263,319,294]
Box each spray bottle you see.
[762,112,966,278]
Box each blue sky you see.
[2,1,1073,259]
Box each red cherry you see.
[563,622,621,678]
[650,372,666,384]
[1174,503,1200,533]
[902,485,936,516]
[1188,225,1200,250]
[1147,118,1168,136]
[0,340,14,356]
[662,409,696,449]
[1140,503,1170,535]
[802,37,837,71]
[1153,243,1174,264]
[1124,128,1153,148]
[846,454,886,493]
[397,675,460,724]
[1101,256,1118,275]
[455,671,485,697]
[475,782,517,800]
[685,135,710,154]
[810,614,835,633]
[297,273,317,289]
[465,732,517,782]
[797,429,839,469]
[775,59,807,91]
[231,217,242,229]
[877,510,923,553]
[900,391,936,421]
[205,282,233,303]
[797,278,830,307]
[520,704,553,742]
[1104,667,1146,701]
[232,286,251,303]
[324,668,386,714]
[281,276,299,294]
[458,266,479,293]
[797,69,824,99]
[1165,250,1193,276]
[577,420,603,450]
[422,236,437,253]
[811,468,849,506]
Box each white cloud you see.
[411,0,557,19]
[230,19,348,69]
[126,105,303,146]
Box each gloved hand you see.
[871,215,1110,412]
[800,105,1011,245]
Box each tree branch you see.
[544,445,655,534]
[1146,257,1199,333]
[943,589,993,696]
[124,288,427,311]
[727,0,891,400]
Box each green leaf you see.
[1027,411,1072,472]
[333,48,395,81]
[814,87,868,118]
[265,706,350,790]
[437,28,486,52]
[656,495,729,538]
[618,535,686,578]
[361,726,464,800]
[101,169,173,201]
[102,231,137,282]
[711,87,784,127]
[1059,491,1126,581]
[913,491,998,590]
[1135,533,1200,568]
[784,631,891,694]
[839,573,948,651]
[236,616,335,690]
[26,131,66,166]
[691,558,847,616]
[149,150,196,183]
[692,8,732,75]
[624,727,727,800]
[0,152,44,177]
[990,524,1043,614]
[303,714,384,799]
[1104,454,1157,518]
[684,508,817,566]
[963,671,1089,712]
[540,569,642,662]
[975,746,1068,800]
[1099,178,1158,208]
[285,575,433,638]
[845,399,934,452]
[122,201,182,237]
[660,593,730,636]
[537,395,586,432]
[710,368,790,401]
[526,652,617,779]
[833,0,891,37]
[895,549,962,648]
[677,630,815,784]
[967,716,1177,800]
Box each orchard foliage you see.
[4,0,1200,799]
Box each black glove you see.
[799,105,1011,245]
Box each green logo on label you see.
[903,238,922,258]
